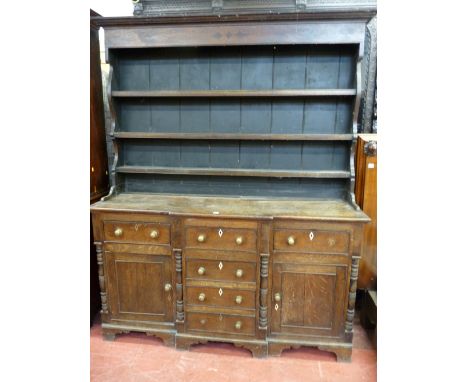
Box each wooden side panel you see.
[90,22,109,200]
[355,134,377,289]
[90,18,109,323]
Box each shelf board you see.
[116,166,351,179]
[112,89,356,98]
[113,132,354,141]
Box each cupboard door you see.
[271,262,347,338]
[105,252,174,323]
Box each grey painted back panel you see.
[114,45,356,91]
[121,140,350,172]
[124,174,347,199]
[113,45,356,199]
[117,98,353,134]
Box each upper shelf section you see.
[111,45,357,92]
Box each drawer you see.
[186,312,255,336]
[185,226,256,252]
[273,228,349,254]
[186,286,256,310]
[186,259,257,283]
[103,221,170,245]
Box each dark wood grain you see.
[103,221,171,245]
[105,252,174,322]
[91,193,369,222]
[91,9,371,361]
[186,259,257,283]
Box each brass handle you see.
[235,321,242,330]
[287,236,295,246]
[235,236,243,245]
[197,234,206,243]
[200,319,206,325]
[274,292,281,302]
[198,266,205,275]
[235,295,243,304]
[114,228,123,237]
[164,283,172,292]
[150,230,159,239]
[198,293,206,302]
[235,269,243,278]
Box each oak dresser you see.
[90,4,375,361]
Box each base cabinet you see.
[105,252,174,323]
[91,201,365,362]
[271,261,347,338]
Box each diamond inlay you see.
[218,228,223,237]
[275,304,279,311]
[218,288,223,296]
[309,231,315,241]
[218,261,223,270]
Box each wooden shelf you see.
[113,132,354,141]
[112,89,356,98]
[116,166,351,179]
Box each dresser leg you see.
[175,336,197,351]
[146,331,176,347]
[318,345,352,363]
[244,343,268,358]
[268,342,286,357]
[103,333,116,341]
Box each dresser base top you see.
[91,193,369,222]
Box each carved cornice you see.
[92,5,376,28]
[132,0,377,17]
[90,9,102,30]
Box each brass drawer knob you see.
[235,269,243,278]
[235,321,242,330]
[235,236,243,245]
[274,292,281,302]
[287,236,295,246]
[198,266,206,275]
[197,234,206,243]
[114,228,123,237]
[198,293,206,302]
[235,295,243,304]
[200,319,206,325]
[164,283,172,292]
[150,230,159,239]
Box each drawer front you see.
[186,259,257,283]
[103,221,170,245]
[185,226,257,252]
[274,229,349,254]
[186,312,255,336]
[186,286,256,310]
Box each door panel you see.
[271,261,347,337]
[105,252,174,322]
